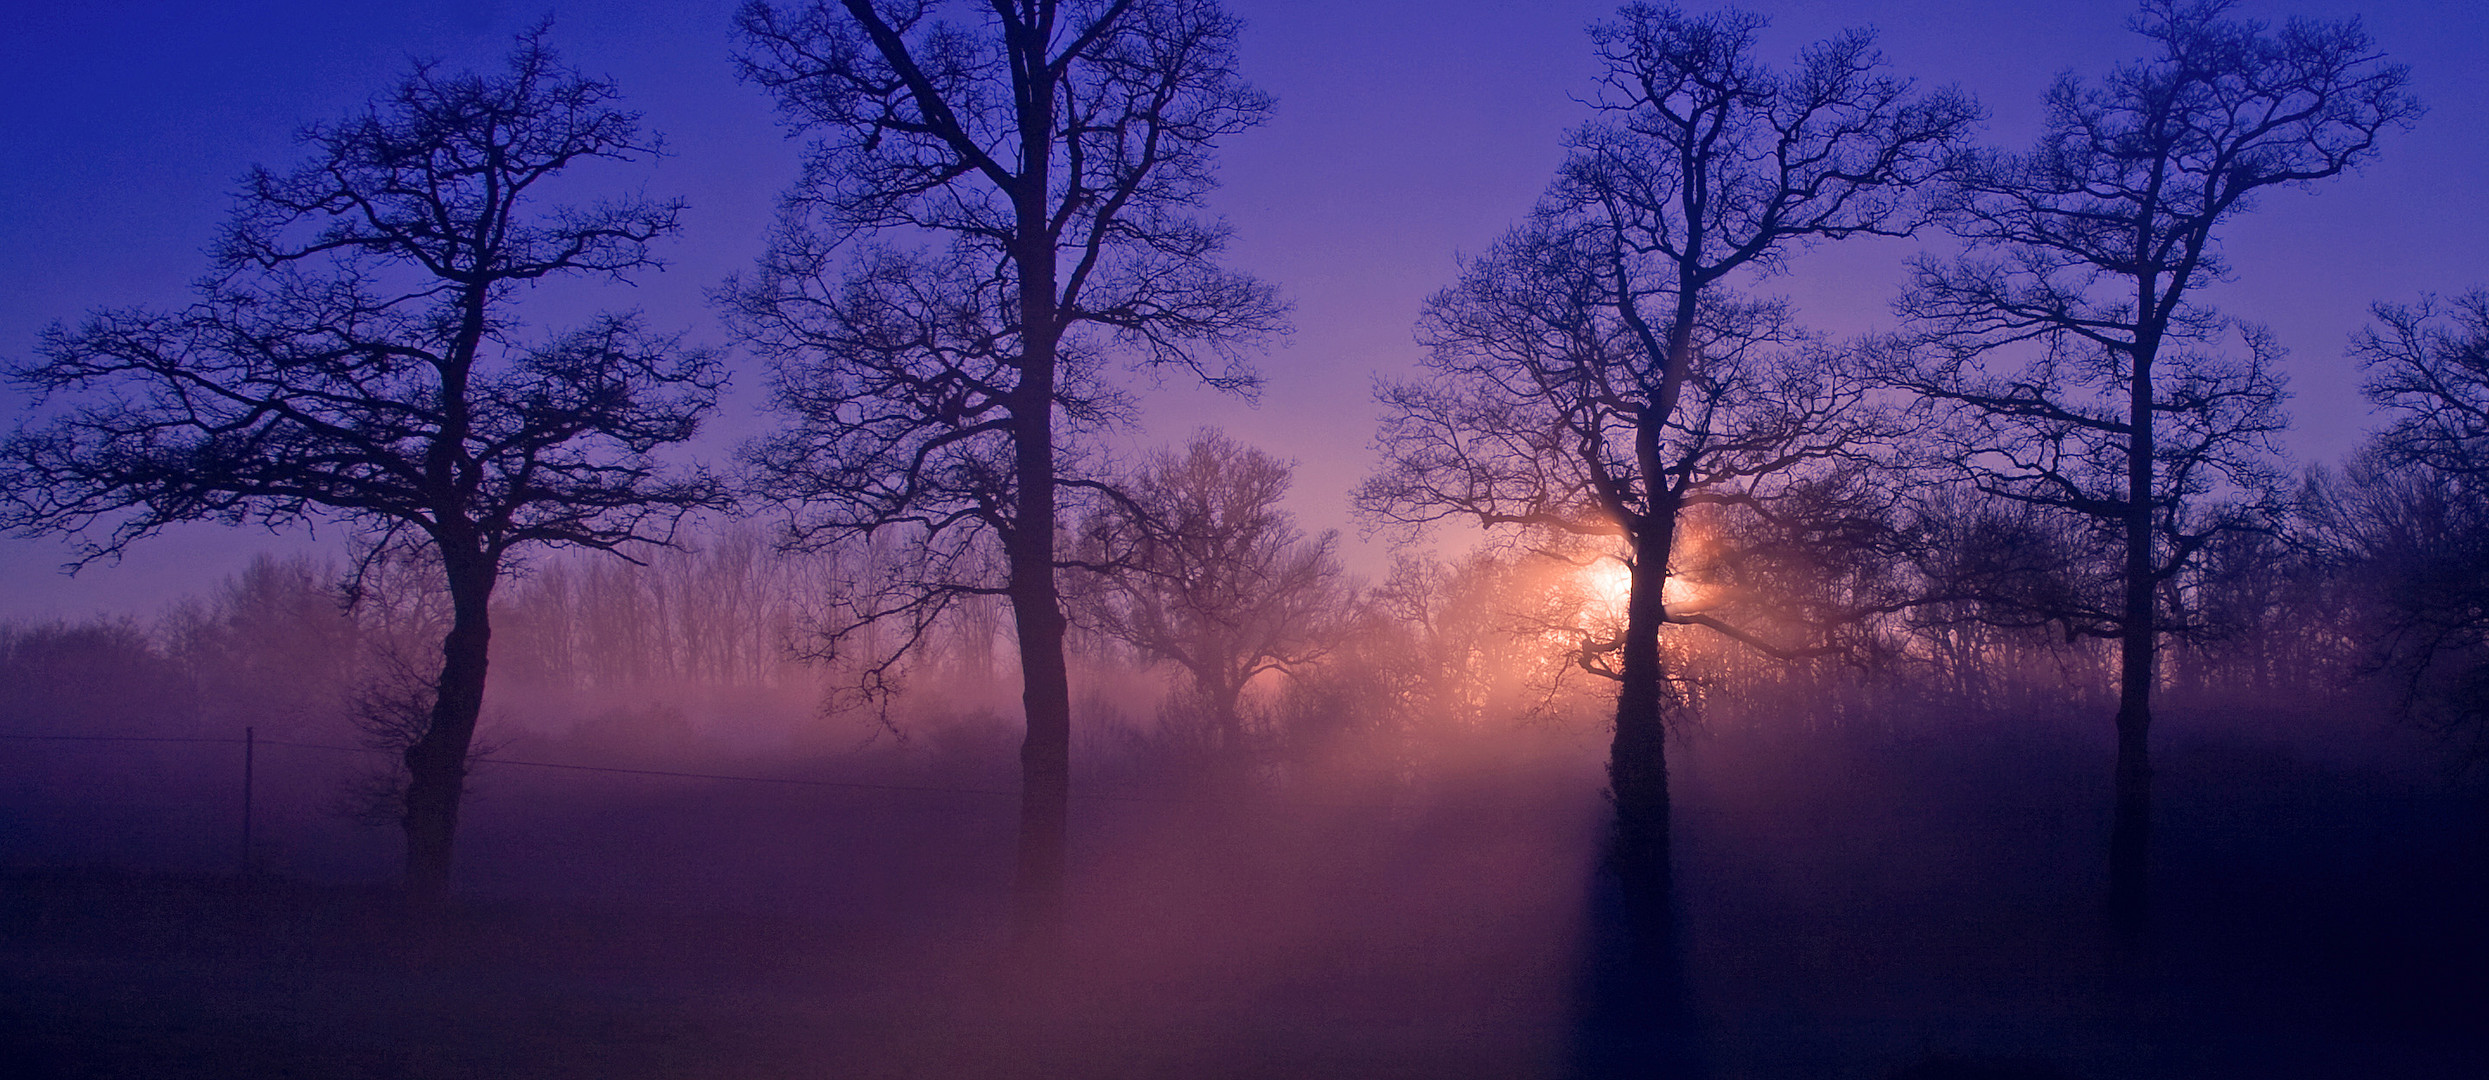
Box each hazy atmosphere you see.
[4,2,2486,1077]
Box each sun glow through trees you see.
[1580,558,1633,627]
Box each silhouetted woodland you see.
[4,2,2487,1078]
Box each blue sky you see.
[4,0,2483,619]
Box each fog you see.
[4,539,2485,1079]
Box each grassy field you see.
[4,714,2485,1078]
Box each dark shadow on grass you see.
[1568,828,1705,1079]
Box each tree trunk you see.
[1006,315,1071,939]
[1610,509,1679,940]
[1006,32,1071,937]
[2109,344,2158,940]
[1608,292,1696,951]
[2109,565,2156,939]
[1008,534,1072,941]
[1209,676,1245,756]
[2109,672,2152,939]
[402,551,495,903]
[952,4,1074,943]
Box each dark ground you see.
[3,710,2486,1078]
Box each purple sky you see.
[4,0,2483,621]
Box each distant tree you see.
[1358,3,1972,938]
[1884,0,2414,934]
[2161,522,2351,701]
[2323,290,2489,760]
[0,619,206,866]
[0,34,728,900]
[731,0,1284,934]
[1069,430,1350,758]
[1896,492,2114,711]
[164,555,363,741]
[2356,291,2489,479]
[0,619,197,737]
[492,524,832,696]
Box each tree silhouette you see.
[1070,429,1349,759]
[165,555,364,742]
[731,0,1285,935]
[0,33,727,900]
[2320,290,2489,761]
[1359,2,1971,942]
[1885,0,2414,935]
[2357,290,2489,479]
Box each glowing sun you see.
[1577,556,1709,623]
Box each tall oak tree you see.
[1888,0,2413,934]
[1,34,727,899]
[1360,3,1972,942]
[732,0,1283,935]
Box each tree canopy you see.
[1,31,727,897]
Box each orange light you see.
[1579,558,1632,623]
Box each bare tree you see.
[731,0,1284,934]
[2317,289,2489,761]
[491,524,829,696]
[1358,3,1971,935]
[1886,0,2414,935]
[164,554,363,742]
[0,618,197,738]
[0,33,728,901]
[1070,429,1349,759]
[2356,290,2489,479]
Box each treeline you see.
[8,438,2469,761]
[4,0,2484,929]
[2,536,816,745]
